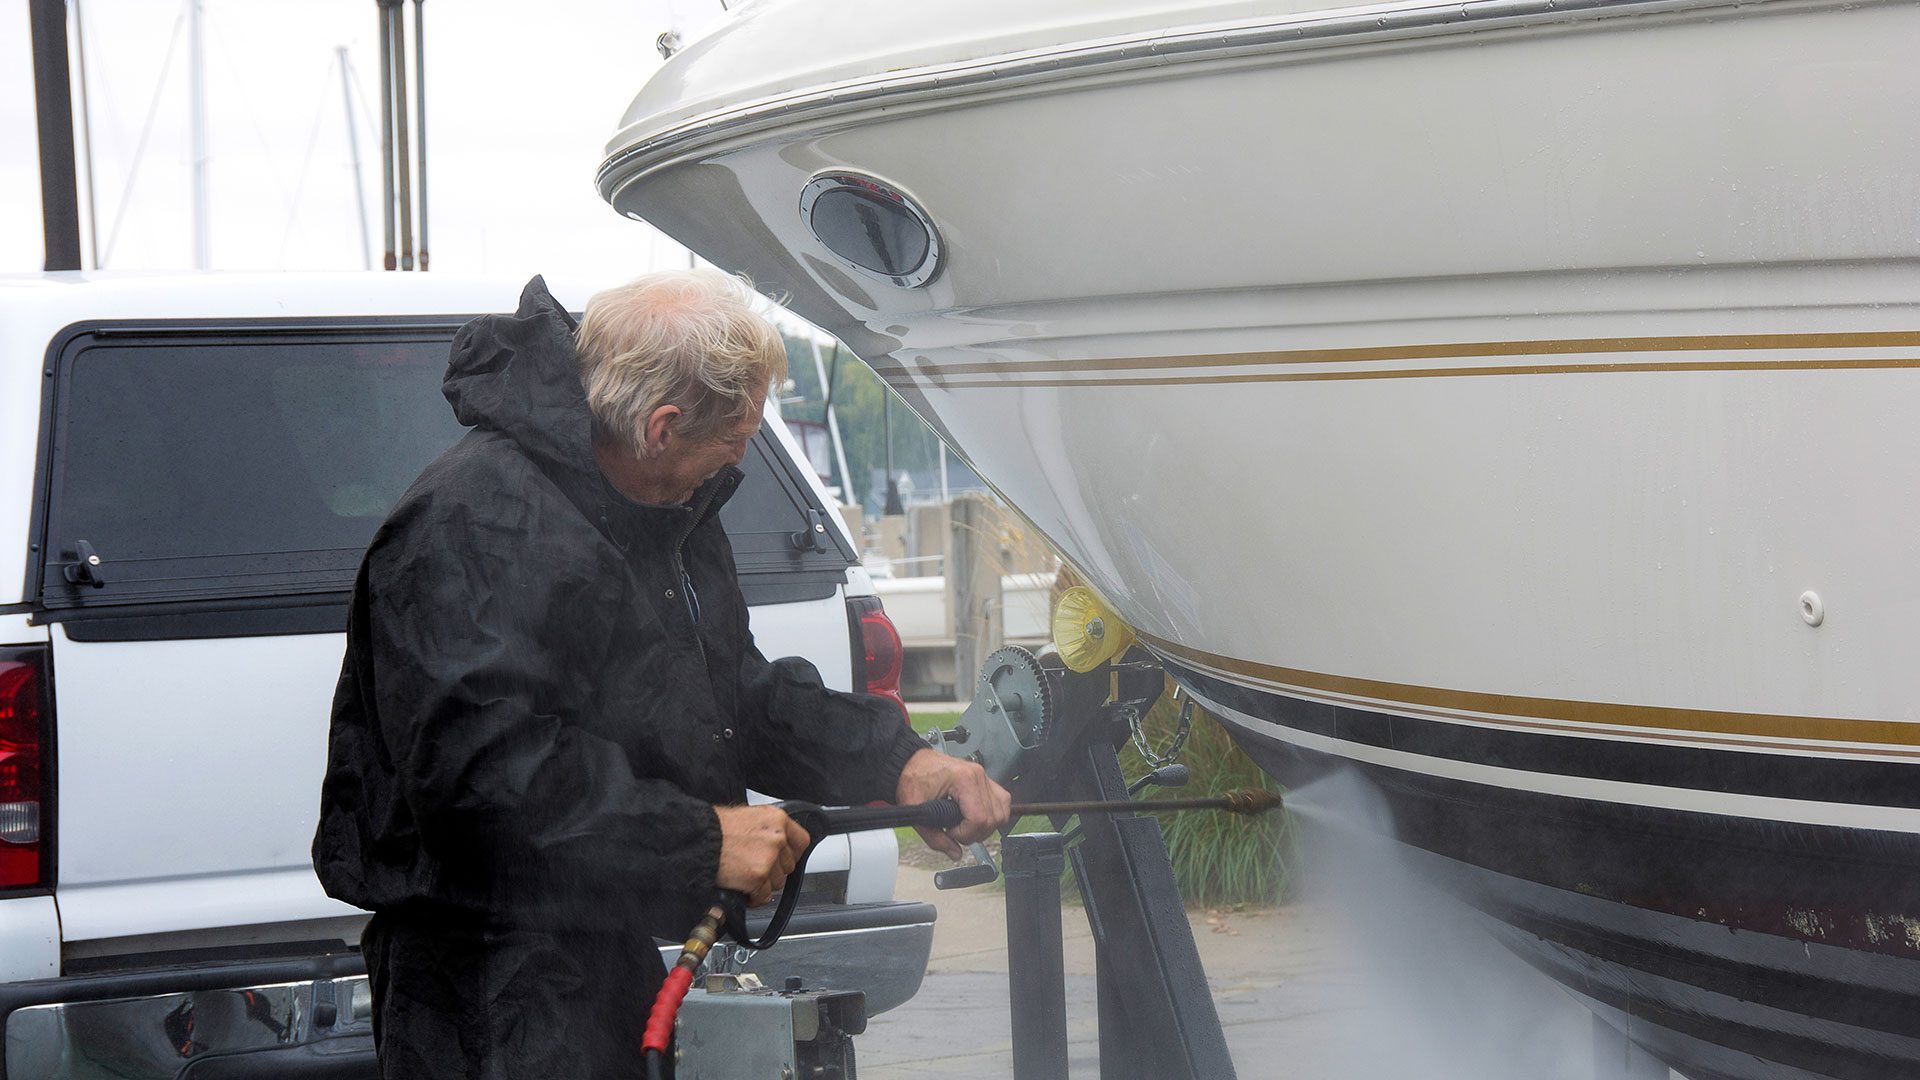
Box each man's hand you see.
[714,804,812,907]
[895,748,1013,861]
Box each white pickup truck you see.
[0,272,931,1079]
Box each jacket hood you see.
[443,276,594,478]
[442,275,745,525]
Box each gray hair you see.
[575,270,789,455]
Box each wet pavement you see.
[859,861,1664,1080]
[859,866,1362,1078]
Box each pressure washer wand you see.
[781,788,1283,840]
[1012,789,1284,819]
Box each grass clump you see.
[1119,680,1297,908]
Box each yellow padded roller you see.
[1052,585,1134,673]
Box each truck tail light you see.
[0,646,52,891]
[847,595,908,722]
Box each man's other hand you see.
[895,748,1013,861]
[714,804,812,907]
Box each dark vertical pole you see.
[821,343,840,415]
[1068,740,1237,1080]
[820,343,848,497]
[376,0,395,270]
[29,0,83,272]
[412,0,428,271]
[1005,833,1069,1080]
[1095,945,1129,1078]
[883,391,904,515]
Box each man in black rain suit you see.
[313,273,1009,1078]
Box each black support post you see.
[29,0,83,272]
[1068,740,1237,1080]
[989,661,1238,1079]
[1005,832,1069,1080]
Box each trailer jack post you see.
[1006,832,1070,1080]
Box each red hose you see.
[642,966,695,1054]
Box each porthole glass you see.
[800,173,942,288]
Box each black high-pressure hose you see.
[639,790,1282,1072]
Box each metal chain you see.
[1127,691,1192,769]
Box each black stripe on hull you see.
[1432,847,1920,1080]
[1573,990,1838,1080]
[1185,671,1920,1080]
[1165,658,1920,951]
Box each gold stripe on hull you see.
[1201,676,1920,762]
[884,356,1920,389]
[1138,630,1920,749]
[870,330,1920,380]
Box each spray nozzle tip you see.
[1223,789,1285,815]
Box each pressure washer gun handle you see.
[841,795,996,888]
[719,801,833,952]
[722,796,969,949]
[778,795,965,837]
[896,795,997,890]
[773,796,994,888]
[909,794,966,833]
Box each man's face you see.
[657,387,766,503]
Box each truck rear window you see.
[34,319,853,624]
[38,323,469,610]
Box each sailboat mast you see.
[413,0,428,270]
[73,0,101,268]
[187,0,208,269]
[377,1,395,269]
[337,46,372,270]
[812,338,853,502]
[388,0,414,271]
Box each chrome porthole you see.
[799,172,943,289]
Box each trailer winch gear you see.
[924,644,1054,784]
[921,644,1057,887]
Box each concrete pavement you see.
[857,855,1639,1080]
[857,866,1361,1078]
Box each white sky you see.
[1,0,727,282]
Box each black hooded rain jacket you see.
[312,277,923,1078]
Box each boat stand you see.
[999,662,1238,1080]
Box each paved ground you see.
[858,848,1675,1080]
[859,868,1360,1078]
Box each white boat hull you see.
[601,1,1920,1075]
